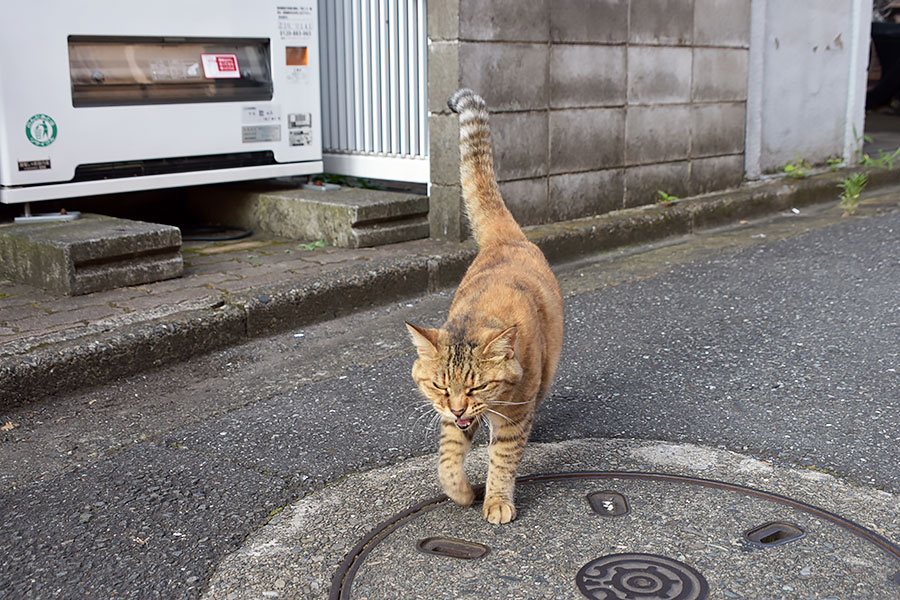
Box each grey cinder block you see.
[459,42,549,112]
[692,48,749,102]
[550,169,625,220]
[460,0,549,42]
[429,184,467,242]
[0,214,182,296]
[550,108,626,174]
[429,113,461,187]
[630,0,694,46]
[551,0,628,43]
[690,155,745,195]
[691,102,747,157]
[429,0,460,41]
[491,111,549,181]
[428,42,461,114]
[551,45,626,109]
[628,46,692,105]
[694,0,751,48]
[626,105,692,165]
[498,178,550,226]
[625,161,691,208]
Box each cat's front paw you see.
[444,481,474,507]
[483,498,516,524]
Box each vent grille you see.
[319,0,428,177]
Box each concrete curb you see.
[2,166,898,405]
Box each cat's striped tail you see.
[448,89,526,247]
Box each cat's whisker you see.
[412,405,440,430]
[485,408,516,426]
[411,410,432,427]
[487,399,535,406]
[480,413,495,443]
[422,412,442,443]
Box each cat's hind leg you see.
[438,418,478,506]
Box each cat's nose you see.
[450,407,465,417]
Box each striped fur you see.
[406,89,564,524]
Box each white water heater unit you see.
[0,0,323,204]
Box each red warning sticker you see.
[201,53,241,79]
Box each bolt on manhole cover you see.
[331,472,900,599]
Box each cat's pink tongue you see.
[456,418,472,428]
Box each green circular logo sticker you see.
[26,114,57,147]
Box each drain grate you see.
[576,553,709,600]
[745,521,806,547]
[587,490,630,516]
[415,536,489,560]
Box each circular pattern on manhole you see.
[575,553,709,600]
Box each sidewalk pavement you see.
[3,166,900,407]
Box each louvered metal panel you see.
[319,0,428,183]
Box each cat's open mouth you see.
[455,417,473,430]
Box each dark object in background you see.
[867,22,900,110]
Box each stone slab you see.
[187,186,429,249]
[0,214,182,296]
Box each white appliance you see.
[0,0,323,204]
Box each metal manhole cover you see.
[331,472,900,599]
[575,553,708,600]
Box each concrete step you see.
[187,184,429,248]
[0,214,182,295]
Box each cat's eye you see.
[432,382,449,394]
[467,383,489,394]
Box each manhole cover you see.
[331,472,900,599]
[576,553,708,600]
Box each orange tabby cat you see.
[406,89,564,524]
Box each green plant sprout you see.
[656,190,679,206]
[297,240,327,251]
[852,125,873,164]
[784,157,812,179]
[859,146,900,169]
[826,157,843,171]
[838,172,867,217]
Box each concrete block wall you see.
[429,0,751,240]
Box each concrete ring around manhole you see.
[330,472,900,600]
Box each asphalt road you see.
[1,201,897,599]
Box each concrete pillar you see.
[745,0,872,177]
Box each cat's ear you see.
[406,322,440,359]
[481,326,517,361]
